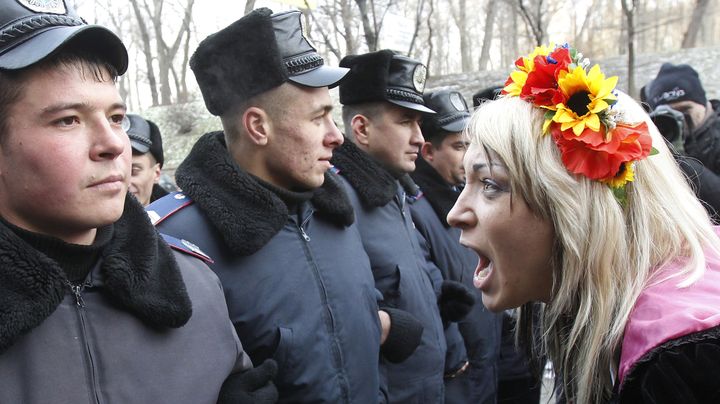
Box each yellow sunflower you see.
[551,64,618,136]
[601,162,635,188]
[503,45,553,96]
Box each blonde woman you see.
[448,44,720,403]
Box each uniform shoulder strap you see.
[145,191,194,226]
[160,233,214,264]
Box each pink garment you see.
[618,230,720,388]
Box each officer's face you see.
[364,104,424,176]
[264,83,343,191]
[422,133,468,186]
[0,62,130,245]
[129,152,161,206]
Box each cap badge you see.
[16,0,67,14]
[450,92,466,111]
[412,64,427,92]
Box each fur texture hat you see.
[339,50,434,113]
[190,8,347,116]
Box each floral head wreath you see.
[502,44,655,202]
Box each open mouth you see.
[473,254,492,289]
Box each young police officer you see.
[148,8,422,403]
[0,1,279,403]
[125,113,166,206]
[333,50,475,403]
[410,89,502,403]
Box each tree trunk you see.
[621,0,637,98]
[681,0,710,48]
[244,0,256,14]
[129,0,159,106]
[478,0,497,71]
[355,0,378,51]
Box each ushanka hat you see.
[0,0,127,72]
[421,90,471,138]
[190,8,348,116]
[339,49,435,114]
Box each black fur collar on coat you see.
[411,157,461,227]
[0,195,192,354]
[330,138,398,208]
[175,131,355,257]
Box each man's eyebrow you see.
[310,104,333,115]
[40,101,127,117]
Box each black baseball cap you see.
[0,0,128,73]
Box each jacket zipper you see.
[295,212,351,402]
[68,281,102,404]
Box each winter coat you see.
[613,229,720,403]
[150,132,383,404]
[409,158,502,404]
[331,140,446,404]
[0,195,251,404]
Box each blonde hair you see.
[467,94,720,403]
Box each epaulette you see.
[145,191,194,226]
[405,189,424,203]
[160,233,214,264]
[329,165,341,175]
[146,192,214,264]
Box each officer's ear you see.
[420,142,435,161]
[351,114,371,147]
[242,106,271,146]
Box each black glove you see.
[438,280,475,326]
[218,359,279,404]
[380,307,424,363]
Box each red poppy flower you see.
[521,47,572,106]
[551,122,652,181]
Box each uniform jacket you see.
[151,132,383,404]
[613,228,720,403]
[0,195,251,404]
[331,140,446,404]
[409,158,502,404]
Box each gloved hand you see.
[438,280,475,327]
[380,307,424,363]
[217,359,279,404]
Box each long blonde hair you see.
[467,94,720,403]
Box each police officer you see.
[125,114,167,205]
[0,1,273,402]
[148,8,423,403]
[409,89,502,404]
[333,49,476,402]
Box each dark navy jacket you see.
[331,141,446,404]
[149,132,383,403]
[410,158,502,404]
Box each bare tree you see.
[129,0,159,106]
[478,0,497,71]
[129,0,196,106]
[355,0,379,51]
[449,0,472,72]
[620,0,637,97]
[244,0,256,14]
[681,0,710,48]
[516,0,545,46]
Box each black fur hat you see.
[190,8,348,116]
[339,50,435,113]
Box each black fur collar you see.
[0,195,192,354]
[175,131,355,257]
[411,158,461,226]
[330,139,398,208]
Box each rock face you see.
[149,46,720,175]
